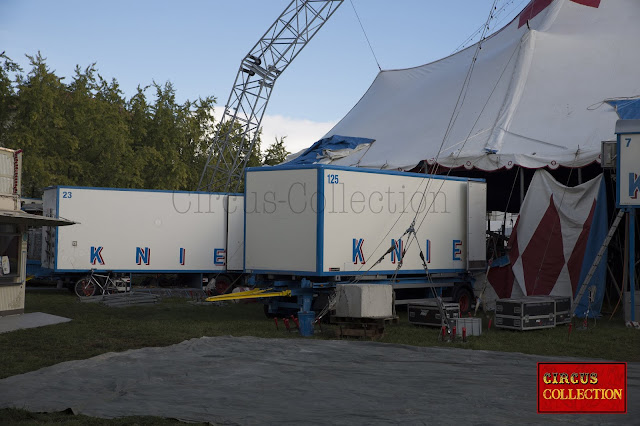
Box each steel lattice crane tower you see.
[197,0,344,193]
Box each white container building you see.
[41,187,244,275]
[244,165,487,277]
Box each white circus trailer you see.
[244,165,486,277]
[42,187,244,274]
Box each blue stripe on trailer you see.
[54,187,60,271]
[45,185,239,196]
[243,170,248,273]
[246,164,485,183]
[316,167,324,275]
[52,268,225,273]
[247,268,466,277]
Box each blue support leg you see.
[297,278,316,336]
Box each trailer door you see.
[467,181,487,271]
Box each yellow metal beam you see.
[205,288,291,302]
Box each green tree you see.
[66,64,135,189]
[136,81,186,189]
[5,52,72,196]
[199,120,262,192]
[179,95,217,190]
[263,136,290,166]
[0,53,223,196]
[135,81,218,191]
[0,53,22,148]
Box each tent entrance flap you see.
[486,170,608,318]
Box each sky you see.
[0,0,526,154]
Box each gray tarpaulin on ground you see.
[0,336,637,424]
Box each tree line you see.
[0,53,290,198]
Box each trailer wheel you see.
[75,277,96,297]
[213,274,233,295]
[454,286,474,314]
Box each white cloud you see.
[259,114,337,155]
[212,107,337,156]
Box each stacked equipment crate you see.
[495,297,556,330]
[548,295,572,325]
[408,301,460,327]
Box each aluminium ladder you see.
[571,209,626,316]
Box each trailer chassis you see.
[253,273,476,336]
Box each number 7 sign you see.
[616,121,640,207]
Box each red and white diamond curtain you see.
[488,169,608,317]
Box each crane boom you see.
[197,0,344,193]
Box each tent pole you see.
[607,264,623,300]
[487,212,491,236]
[622,212,629,319]
[636,211,640,285]
[577,168,583,184]
[629,209,636,322]
[519,168,525,207]
[612,211,630,321]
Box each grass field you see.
[0,289,638,424]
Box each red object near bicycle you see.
[75,278,97,297]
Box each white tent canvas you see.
[318,0,639,172]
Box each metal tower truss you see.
[198,0,344,193]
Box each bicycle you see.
[74,269,129,297]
